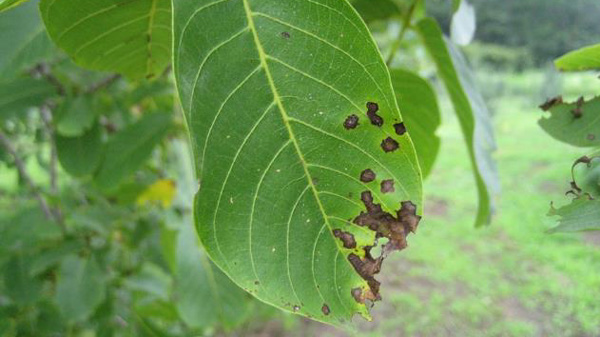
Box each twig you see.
[85,74,121,94]
[386,0,421,66]
[40,104,66,226]
[0,131,57,224]
[32,63,66,96]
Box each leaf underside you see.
[174,0,423,325]
[40,0,172,79]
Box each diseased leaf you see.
[40,0,172,79]
[539,96,600,147]
[416,18,498,227]
[0,0,55,79]
[56,122,103,178]
[95,113,172,190]
[174,217,250,330]
[555,43,600,72]
[174,0,423,325]
[0,77,56,121]
[55,255,107,323]
[390,69,441,178]
[548,197,600,233]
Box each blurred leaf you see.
[125,263,172,301]
[55,255,107,323]
[95,113,172,190]
[175,218,250,330]
[416,18,498,226]
[136,179,176,208]
[0,0,28,12]
[351,0,402,22]
[56,122,103,177]
[0,78,56,121]
[390,69,441,178]
[452,0,462,12]
[35,301,65,335]
[160,225,177,273]
[29,240,82,276]
[55,95,97,137]
[40,0,172,79]
[0,207,61,254]
[3,255,42,305]
[450,0,476,46]
[548,197,600,233]
[555,43,600,72]
[539,97,600,148]
[0,0,55,79]
[174,0,423,324]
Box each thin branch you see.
[0,131,59,225]
[85,74,121,94]
[386,0,421,66]
[40,105,58,195]
[32,63,66,96]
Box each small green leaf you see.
[0,77,56,121]
[174,217,250,330]
[416,18,498,227]
[555,43,600,72]
[56,122,103,178]
[3,255,42,305]
[548,197,600,233]
[40,0,172,79]
[539,96,600,148]
[175,0,423,325]
[95,113,172,190]
[0,0,55,78]
[0,0,28,12]
[390,69,441,178]
[55,255,107,323]
[55,95,97,137]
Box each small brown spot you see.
[293,305,300,312]
[381,180,395,194]
[351,288,363,303]
[281,32,291,39]
[254,280,260,285]
[539,96,563,111]
[366,102,383,126]
[393,122,407,136]
[333,229,356,249]
[344,114,359,129]
[588,134,596,141]
[321,304,330,315]
[571,96,585,118]
[381,137,399,152]
[360,169,376,183]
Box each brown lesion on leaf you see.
[366,102,383,126]
[321,304,330,316]
[333,229,357,249]
[347,191,422,303]
[281,31,291,39]
[360,169,376,183]
[571,96,585,118]
[381,137,399,152]
[539,96,563,111]
[381,179,394,194]
[393,122,407,136]
[344,114,359,129]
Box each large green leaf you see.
[40,0,172,79]
[548,197,600,233]
[0,0,54,79]
[95,113,171,190]
[0,0,28,12]
[55,255,107,323]
[174,216,250,330]
[0,77,56,121]
[539,96,600,148]
[555,43,600,72]
[56,122,103,177]
[390,69,441,178]
[174,0,423,325]
[416,17,498,227]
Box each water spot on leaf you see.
[360,169,376,183]
[344,114,359,129]
[381,137,399,152]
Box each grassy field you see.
[284,70,600,336]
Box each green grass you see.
[292,70,600,336]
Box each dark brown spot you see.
[588,134,596,141]
[343,114,359,129]
[571,96,585,118]
[360,169,376,183]
[321,304,330,315]
[281,32,291,39]
[393,122,407,136]
[333,229,356,249]
[366,102,383,126]
[254,280,260,285]
[381,179,395,194]
[539,96,563,111]
[381,137,399,152]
